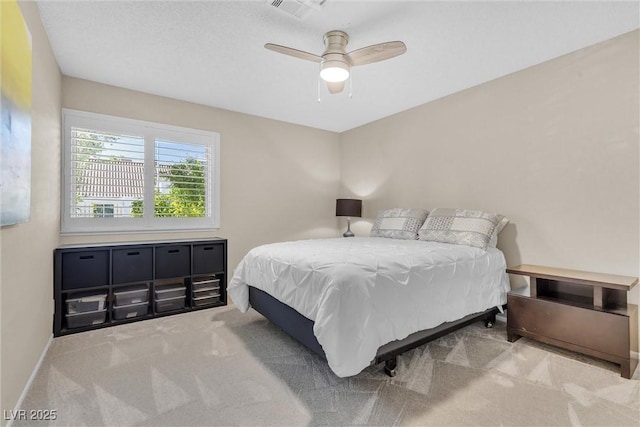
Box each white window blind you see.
[154,139,209,218]
[70,127,145,218]
[62,110,220,234]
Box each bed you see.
[228,236,510,378]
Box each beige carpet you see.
[16,306,640,426]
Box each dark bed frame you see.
[249,286,504,376]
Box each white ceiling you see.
[37,0,639,133]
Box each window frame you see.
[61,109,220,235]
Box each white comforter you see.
[228,237,510,377]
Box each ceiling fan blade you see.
[326,81,345,94]
[264,43,322,63]
[346,41,407,66]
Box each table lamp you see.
[336,199,362,237]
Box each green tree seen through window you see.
[131,158,205,218]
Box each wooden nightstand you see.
[506,264,638,379]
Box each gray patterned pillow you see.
[488,216,509,248]
[370,208,429,240]
[418,208,501,250]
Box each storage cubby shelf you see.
[54,238,227,336]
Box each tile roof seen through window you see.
[76,158,170,199]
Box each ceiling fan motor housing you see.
[323,30,349,54]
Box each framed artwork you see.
[1,0,32,226]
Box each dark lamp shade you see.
[336,199,362,217]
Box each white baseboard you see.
[6,334,53,427]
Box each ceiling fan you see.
[264,30,407,94]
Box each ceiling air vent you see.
[266,0,325,20]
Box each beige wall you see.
[60,77,342,272]
[341,30,639,306]
[0,0,62,420]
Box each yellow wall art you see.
[1,0,32,226]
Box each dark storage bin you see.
[155,245,190,278]
[62,250,109,289]
[66,292,107,314]
[113,302,149,320]
[114,285,149,306]
[66,309,107,328]
[155,296,185,313]
[193,295,220,307]
[155,284,186,300]
[192,276,220,291]
[112,248,153,284]
[193,244,224,275]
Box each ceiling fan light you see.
[320,60,350,82]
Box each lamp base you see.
[343,217,355,237]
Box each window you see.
[62,109,220,234]
[92,204,114,218]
